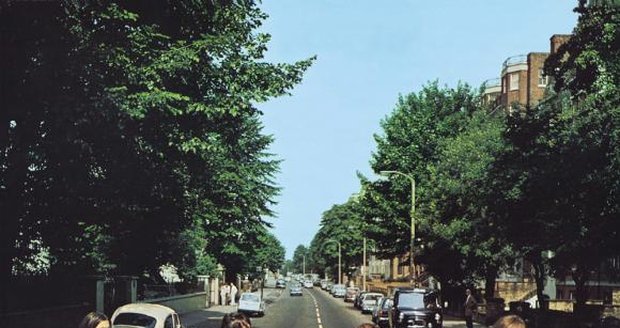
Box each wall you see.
[495,281,537,303]
[146,292,208,314]
[5,303,91,328]
[527,53,549,107]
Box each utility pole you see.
[363,237,367,291]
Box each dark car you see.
[388,288,442,328]
[355,291,369,309]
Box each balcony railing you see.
[502,54,527,71]
[482,78,501,89]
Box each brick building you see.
[482,34,571,113]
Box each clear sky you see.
[257,1,579,259]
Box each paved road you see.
[181,286,485,328]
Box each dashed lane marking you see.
[308,290,324,328]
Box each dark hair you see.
[78,312,109,328]
[221,312,251,328]
[357,323,379,328]
[493,315,526,328]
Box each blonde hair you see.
[493,315,525,328]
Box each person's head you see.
[465,288,472,296]
[221,312,251,328]
[78,312,109,328]
[357,323,379,328]
[493,315,526,328]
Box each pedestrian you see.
[230,282,239,305]
[464,288,477,328]
[492,314,525,328]
[221,312,251,328]
[220,283,228,306]
[78,312,110,328]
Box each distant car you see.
[325,282,334,291]
[388,288,442,328]
[330,283,345,295]
[238,292,265,317]
[276,279,286,289]
[320,281,328,290]
[290,283,303,296]
[361,292,384,313]
[333,286,347,298]
[303,280,313,288]
[372,297,393,328]
[111,303,182,328]
[345,287,360,302]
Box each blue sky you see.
[257,1,579,259]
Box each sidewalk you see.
[181,304,237,328]
[180,288,283,328]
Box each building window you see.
[502,77,506,93]
[510,73,519,91]
[538,68,548,86]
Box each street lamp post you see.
[380,170,416,286]
[325,239,342,285]
[362,237,367,291]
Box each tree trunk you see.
[485,265,498,299]
[573,266,590,323]
[532,257,547,311]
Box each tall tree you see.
[0,0,313,298]
[292,245,309,274]
[359,82,484,289]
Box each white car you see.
[303,280,313,288]
[111,303,182,328]
[238,292,265,316]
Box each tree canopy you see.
[1,0,312,293]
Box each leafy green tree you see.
[307,196,368,281]
[0,0,313,297]
[359,82,485,290]
[292,245,309,274]
[245,228,285,274]
[489,1,620,314]
[424,110,512,297]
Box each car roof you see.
[112,303,176,321]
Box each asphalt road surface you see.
[250,287,482,328]
[182,286,483,328]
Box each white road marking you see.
[308,290,324,328]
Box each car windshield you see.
[113,312,157,328]
[398,293,425,308]
[241,294,260,302]
[365,294,382,301]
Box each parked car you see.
[372,297,393,328]
[290,283,303,296]
[276,279,287,289]
[361,292,384,313]
[303,280,313,288]
[388,288,442,328]
[111,303,182,328]
[238,292,265,317]
[325,282,334,291]
[333,286,347,298]
[330,283,345,295]
[345,287,360,302]
[355,291,369,309]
